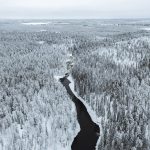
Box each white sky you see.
[0,0,150,19]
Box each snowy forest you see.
[0,19,150,150]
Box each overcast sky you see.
[0,0,150,19]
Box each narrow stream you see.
[60,75,100,150]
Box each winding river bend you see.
[60,75,100,150]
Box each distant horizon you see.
[0,0,150,20]
[0,17,150,20]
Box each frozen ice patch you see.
[22,22,50,25]
[142,28,150,31]
[40,29,47,32]
[37,41,45,44]
[54,22,70,25]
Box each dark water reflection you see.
[60,76,100,150]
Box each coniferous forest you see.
[0,19,150,150]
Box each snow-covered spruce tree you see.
[71,34,150,150]
[0,31,78,150]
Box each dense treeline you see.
[71,31,150,150]
[0,31,78,150]
[0,20,150,150]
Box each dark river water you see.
[60,76,100,150]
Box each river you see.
[60,75,100,150]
